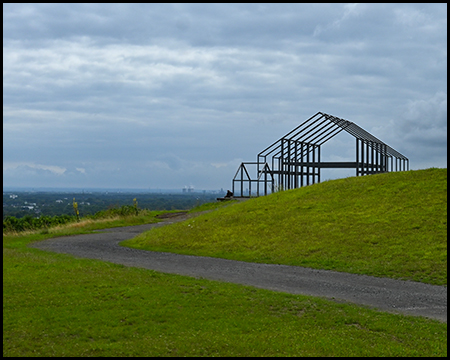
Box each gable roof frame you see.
[232,112,409,197]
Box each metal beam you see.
[277,161,385,169]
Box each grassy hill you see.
[3,168,447,356]
[123,168,447,285]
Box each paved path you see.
[30,216,447,322]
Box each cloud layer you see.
[3,3,447,189]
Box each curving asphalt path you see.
[30,215,447,322]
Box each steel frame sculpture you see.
[232,112,409,197]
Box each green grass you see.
[3,243,447,356]
[3,169,447,356]
[123,168,447,285]
[188,199,238,213]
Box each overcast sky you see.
[3,3,447,191]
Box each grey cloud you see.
[3,3,447,189]
[398,92,447,148]
[0,4,384,47]
[370,92,447,168]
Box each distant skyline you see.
[3,3,447,190]
[2,186,220,193]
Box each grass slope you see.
[124,168,447,285]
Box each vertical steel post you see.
[312,143,315,184]
[240,164,244,197]
[300,142,304,187]
[264,164,267,196]
[362,139,365,175]
[287,139,291,190]
[361,140,365,175]
[365,141,369,175]
[257,160,260,197]
[306,143,310,185]
[318,145,321,183]
[356,138,359,176]
[280,139,284,188]
[294,141,299,188]
[370,141,374,174]
[375,142,379,173]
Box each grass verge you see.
[3,210,170,248]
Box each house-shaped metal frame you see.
[232,112,409,197]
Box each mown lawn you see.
[3,243,447,357]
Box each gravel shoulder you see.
[29,214,447,322]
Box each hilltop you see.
[123,168,447,285]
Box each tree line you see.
[3,191,221,219]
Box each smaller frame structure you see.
[232,112,409,197]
